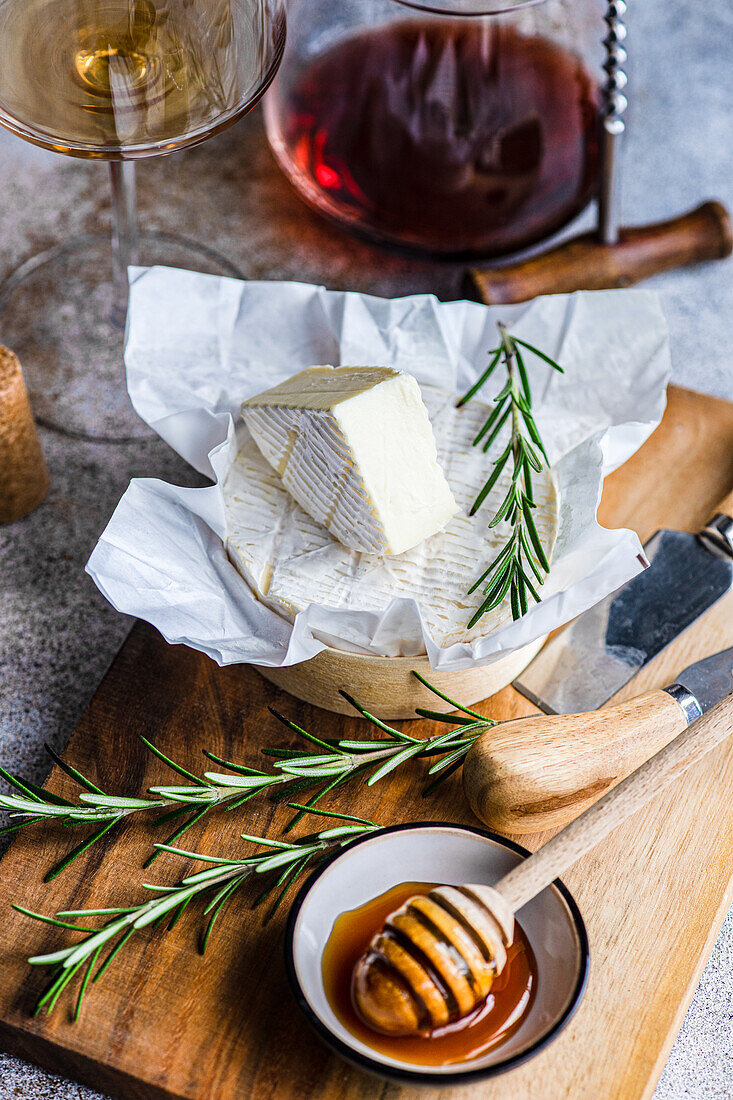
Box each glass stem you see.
[109,160,139,328]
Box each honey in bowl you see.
[322,881,536,1067]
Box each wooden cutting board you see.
[1,384,733,1100]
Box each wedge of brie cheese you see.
[241,365,458,556]
[226,383,558,650]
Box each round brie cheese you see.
[224,384,558,650]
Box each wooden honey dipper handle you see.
[0,346,49,523]
[478,692,733,914]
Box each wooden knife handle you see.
[462,689,688,835]
[698,486,733,557]
[710,487,733,522]
[487,691,733,913]
[469,202,733,306]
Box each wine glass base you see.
[0,232,243,444]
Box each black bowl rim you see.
[283,820,590,1086]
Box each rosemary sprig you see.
[15,807,378,1021]
[266,683,494,824]
[8,692,500,1020]
[0,743,284,880]
[0,679,495,871]
[459,322,563,627]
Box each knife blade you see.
[514,490,733,715]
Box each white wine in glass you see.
[0,0,286,441]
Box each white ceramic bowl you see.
[284,823,588,1085]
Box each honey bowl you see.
[284,823,589,1084]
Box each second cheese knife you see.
[464,646,733,835]
[514,489,733,714]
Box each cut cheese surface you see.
[242,365,458,556]
[225,383,558,650]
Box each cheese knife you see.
[464,645,733,835]
[514,489,733,715]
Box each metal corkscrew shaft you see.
[598,1,629,245]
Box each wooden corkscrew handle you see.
[469,202,733,306]
[473,693,733,914]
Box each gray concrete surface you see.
[1,0,732,1096]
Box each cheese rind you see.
[242,365,458,556]
[226,383,558,650]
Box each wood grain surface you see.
[1,384,733,1100]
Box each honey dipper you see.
[352,691,733,1036]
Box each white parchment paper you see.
[86,267,670,670]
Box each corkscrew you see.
[471,1,732,305]
[598,0,628,245]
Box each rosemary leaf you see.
[74,947,102,1021]
[267,708,341,752]
[412,710,475,725]
[267,775,323,803]
[167,898,193,932]
[456,346,501,406]
[254,847,317,874]
[410,671,491,721]
[470,442,512,515]
[139,736,207,787]
[43,744,105,795]
[366,743,421,786]
[473,395,509,447]
[0,765,44,803]
[282,773,346,834]
[422,755,468,795]
[0,816,46,835]
[338,691,418,743]
[12,906,94,934]
[522,501,551,571]
[93,926,136,982]
[44,818,123,883]
[261,856,311,922]
[200,879,243,953]
[513,337,564,373]
[143,806,211,869]
[519,565,542,603]
[467,536,515,594]
[481,404,512,453]
[201,749,267,775]
[201,772,281,789]
[514,346,531,401]
[286,803,376,826]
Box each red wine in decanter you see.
[277,19,600,257]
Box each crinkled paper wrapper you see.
[86,267,670,672]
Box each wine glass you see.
[0,0,286,441]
